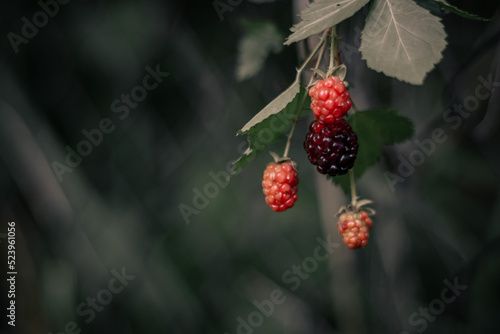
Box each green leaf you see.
[238,79,301,134]
[236,20,283,81]
[284,0,370,45]
[434,0,490,21]
[359,0,447,85]
[232,85,309,174]
[332,109,414,193]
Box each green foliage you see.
[283,0,486,84]
[233,0,484,176]
[433,0,490,21]
[284,0,370,45]
[332,109,414,193]
[238,79,300,134]
[233,85,309,173]
[359,0,447,85]
[236,20,283,81]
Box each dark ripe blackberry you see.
[304,119,358,176]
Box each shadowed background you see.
[0,0,500,333]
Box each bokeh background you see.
[1,0,500,333]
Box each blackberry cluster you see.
[309,76,351,123]
[304,119,358,176]
[337,210,373,249]
[262,161,299,212]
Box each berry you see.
[337,210,373,249]
[262,161,299,212]
[309,76,351,123]
[304,119,358,176]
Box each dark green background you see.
[1,1,499,333]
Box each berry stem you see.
[282,112,299,158]
[283,30,329,158]
[349,169,357,207]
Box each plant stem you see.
[351,100,358,112]
[334,28,341,66]
[282,93,306,158]
[349,169,357,206]
[283,32,329,158]
[329,26,336,72]
[295,29,329,77]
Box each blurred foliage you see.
[236,19,283,81]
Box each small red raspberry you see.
[309,76,351,123]
[337,210,373,249]
[262,161,298,212]
[304,119,358,176]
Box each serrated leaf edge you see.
[284,0,371,45]
[359,0,447,85]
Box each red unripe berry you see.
[262,161,298,212]
[309,76,351,123]
[337,210,373,249]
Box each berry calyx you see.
[304,119,358,176]
[309,76,351,123]
[262,160,299,212]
